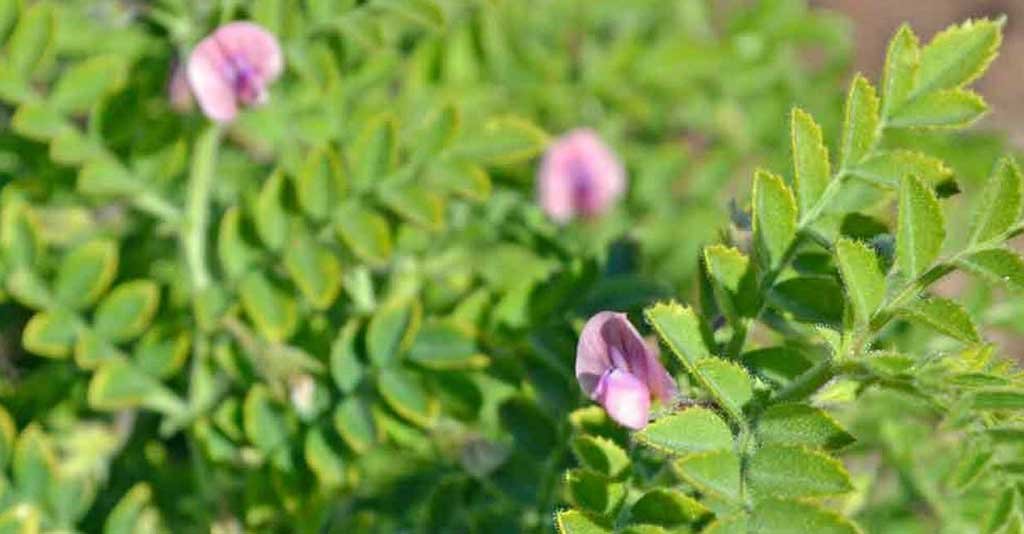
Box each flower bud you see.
[575,311,677,429]
[167,61,193,113]
[537,129,625,223]
[187,21,283,123]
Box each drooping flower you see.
[187,21,283,123]
[167,61,193,113]
[575,311,677,429]
[537,129,626,223]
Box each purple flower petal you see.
[595,368,650,430]
[575,311,678,428]
[187,22,283,123]
[538,129,625,223]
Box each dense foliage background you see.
[0,1,1022,533]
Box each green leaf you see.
[22,310,76,358]
[915,18,1002,96]
[217,207,260,281]
[75,329,117,369]
[304,425,346,489]
[704,244,750,292]
[972,389,1024,411]
[743,347,813,385]
[295,147,345,220]
[330,319,364,394]
[571,435,630,479]
[0,405,16,471]
[448,115,549,166]
[88,359,187,416]
[747,444,853,499]
[238,272,298,342]
[13,424,56,504]
[104,483,156,534]
[769,276,844,325]
[50,55,128,114]
[375,0,446,30]
[555,510,611,534]
[379,183,445,231]
[757,403,855,450]
[985,486,1019,534]
[352,114,397,191]
[896,174,945,278]
[4,2,55,79]
[335,202,393,266]
[408,322,486,370]
[888,89,987,128]
[283,229,343,310]
[835,238,886,324]
[897,296,980,343]
[55,239,119,310]
[334,397,376,454]
[849,150,952,188]
[243,384,293,469]
[254,171,288,251]
[629,488,709,527]
[672,450,741,502]
[93,280,160,342]
[51,127,102,165]
[971,157,1022,245]
[752,170,797,268]
[839,75,880,170]
[565,469,626,516]
[377,369,436,427]
[697,357,753,411]
[635,407,733,455]
[958,247,1024,291]
[78,157,140,196]
[11,101,67,141]
[791,108,831,215]
[750,498,859,534]
[881,24,920,116]
[367,301,419,367]
[427,161,491,202]
[644,302,709,369]
[134,330,190,379]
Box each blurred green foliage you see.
[0,1,1020,533]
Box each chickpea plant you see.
[0,1,1021,533]
[559,19,1024,534]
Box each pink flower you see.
[537,129,625,223]
[186,22,283,123]
[575,312,677,429]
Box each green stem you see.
[772,358,838,403]
[183,126,221,294]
